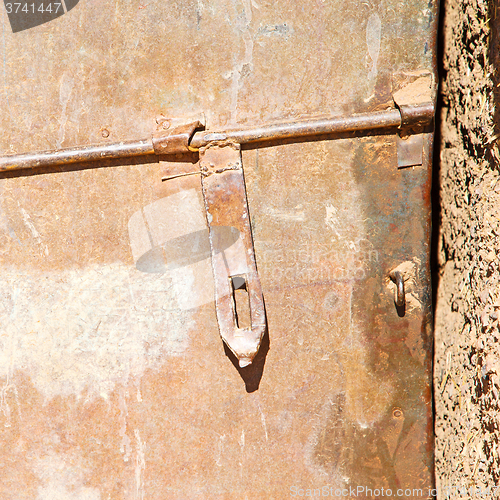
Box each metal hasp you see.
[199,143,266,368]
[152,120,204,154]
[0,79,435,363]
[0,78,435,366]
[393,73,434,168]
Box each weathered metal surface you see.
[0,0,437,498]
[0,138,154,171]
[393,74,433,168]
[199,143,266,367]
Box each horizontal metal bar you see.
[190,108,404,149]
[0,139,154,172]
[0,104,433,173]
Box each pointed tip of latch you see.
[238,358,252,368]
[222,325,266,369]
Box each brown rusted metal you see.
[390,270,406,309]
[0,106,433,173]
[393,74,435,133]
[0,139,154,171]
[393,75,434,167]
[0,0,438,496]
[397,102,434,130]
[152,120,203,155]
[397,134,424,168]
[199,143,266,368]
[189,108,406,149]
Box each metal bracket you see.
[199,143,266,367]
[393,73,434,168]
[152,120,204,154]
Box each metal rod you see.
[0,105,433,173]
[0,139,154,172]
[190,108,404,149]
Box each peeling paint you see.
[366,13,381,79]
[0,264,193,402]
[34,451,101,500]
[229,0,254,122]
[134,429,146,500]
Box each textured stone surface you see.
[435,0,500,496]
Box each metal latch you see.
[0,101,434,173]
[0,80,435,364]
[199,143,266,367]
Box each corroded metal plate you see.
[0,0,437,498]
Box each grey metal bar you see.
[0,105,433,173]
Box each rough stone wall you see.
[435,0,500,496]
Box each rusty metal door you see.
[0,1,437,498]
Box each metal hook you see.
[390,271,405,308]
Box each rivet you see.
[156,116,171,129]
[393,408,403,418]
